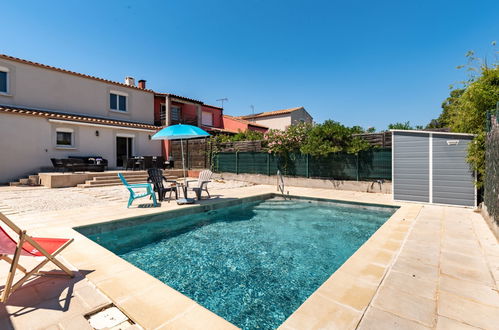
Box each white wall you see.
[0,58,154,124]
[247,109,313,130]
[0,113,161,183]
[291,108,313,125]
[251,114,292,130]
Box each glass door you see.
[116,136,133,167]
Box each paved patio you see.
[0,183,497,329]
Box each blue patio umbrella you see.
[151,124,210,202]
[151,124,210,141]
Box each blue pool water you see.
[81,197,396,329]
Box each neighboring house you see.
[238,106,313,130]
[222,115,268,134]
[153,93,229,157]
[0,54,160,183]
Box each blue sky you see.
[2,0,498,130]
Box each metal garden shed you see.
[392,130,476,207]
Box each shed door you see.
[432,134,475,206]
[393,132,430,202]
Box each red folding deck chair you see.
[0,212,74,302]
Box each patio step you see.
[77,182,139,188]
[9,175,41,187]
[77,177,148,188]
[77,171,178,188]
[92,175,149,183]
[94,173,147,179]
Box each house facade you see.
[238,106,313,130]
[0,54,160,183]
[153,93,229,157]
[222,115,268,133]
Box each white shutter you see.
[202,111,213,126]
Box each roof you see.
[390,129,475,137]
[238,106,305,120]
[201,126,235,134]
[154,93,224,110]
[0,104,159,131]
[203,104,223,110]
[223,115,269,129]
[155,92,204,105]
[0,54,154,93]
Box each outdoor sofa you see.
[50,156,108,172]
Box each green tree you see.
[433,46,499,187]
[299,120,369,156]
[210,129,264,145]
[448,66,499,186]
[387,121,413,130]
[264,122,311,154]
[428,89,465,128]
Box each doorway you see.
[116,136,133,167]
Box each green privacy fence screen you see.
[485,117,499,226]
[213,149,392,180]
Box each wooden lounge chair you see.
[186,170,213,200]
[118,173,158,208]
[0,212,74,302]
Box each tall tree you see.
[427,89,465,128]
[448,66,499,186]
[387,121,413,130]
[435,47,499,187]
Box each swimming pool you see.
[77,196,397,329]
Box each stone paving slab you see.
[0,185,497,329]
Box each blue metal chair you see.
[118,173,158,208]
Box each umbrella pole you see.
[181,138,186,182]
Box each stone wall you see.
[215,172,392,194]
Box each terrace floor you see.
[0,182,497,329]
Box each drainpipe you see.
[165,95,171,126]
[165,95,172,159]
[196,104,202,127]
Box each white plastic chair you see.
[186,170,213,200]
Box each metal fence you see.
[485,112,499,225]
[213,149,392,180]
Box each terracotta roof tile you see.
[0,54,154,93]
[202,126,235,134]
[154,93,223,111]
[203,104,223,110]
[155,92,204,105]
[0,104,159,130]
[223,115,269,129]
[238,106,304,119]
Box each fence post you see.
[267,153,270,176]
[186,140,190,170]
[235,152,239,174]
[306,154,310,178]
[356,153,359,181]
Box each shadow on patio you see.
[0,269,100,329]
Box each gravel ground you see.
[0,179,253,215]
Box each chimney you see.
[124,76,135,86]
[138,79,146,89]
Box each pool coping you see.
[43,190,417,329]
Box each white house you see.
[237,106,313,130]
[0,54,161,183]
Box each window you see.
[160,104,167,122]
[0,67,9,94]
[110,92,127,112]
[202,111,213,126]
[56,128,74,147]
[171,106,181,121]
